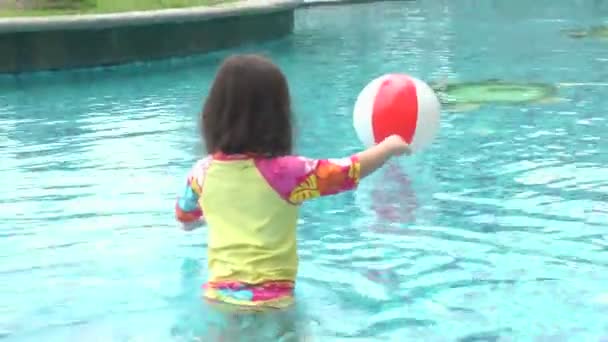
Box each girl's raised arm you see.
[256,135,411,205]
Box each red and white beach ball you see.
[353,74,441,152]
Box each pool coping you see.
[0,0,302,33]
[300,0,407,8]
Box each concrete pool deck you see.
[0,0,301,73]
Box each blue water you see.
[1,0,608,340]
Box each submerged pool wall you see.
[0,0,298,73]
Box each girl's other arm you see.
[175,178,203,230]
[175,158,210,230]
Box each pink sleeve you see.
[255,155,361,205]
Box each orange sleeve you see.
[287,155,360,204]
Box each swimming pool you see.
[1,0,607,340]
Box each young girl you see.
[175,54,410,340]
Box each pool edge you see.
[0,0,300,74]
[0,0,411,74]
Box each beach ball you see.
[353,74,441,152]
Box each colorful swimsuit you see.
[175,152,361,309]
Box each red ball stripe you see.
[371,74,419,144]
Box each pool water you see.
[1,0,608,340]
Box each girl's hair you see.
[201,54,293,157]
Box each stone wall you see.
[0,0,298,73]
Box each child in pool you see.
[175,54,410,339]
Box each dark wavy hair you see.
[201,54,293,157]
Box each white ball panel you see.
[409,77,441,152]
[353,75,388,147]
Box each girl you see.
[175,54,410,340]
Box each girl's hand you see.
[381,135,412,156]
[357,135,412,179]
